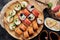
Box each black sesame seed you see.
[28,17,31,19]
[20,13,23,16]
[31,5,34,8]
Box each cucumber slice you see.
[9,10,16,16]
[14,18,21,25]
[9,23,16,30]
[7,16,13,23]
[21,1,28,8]
[14,4,21,11]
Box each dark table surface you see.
[0,0,60,40]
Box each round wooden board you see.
[0,0,44,40]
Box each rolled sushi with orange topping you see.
[23,18,31,25]
[24,31,29,38]
[28,27,34,35]
[15,28,23,35]
[23,9,30,16]
[32,9,39,17]
[19,24,27,31]
[32,20,38,30]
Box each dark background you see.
[0,0,60,40]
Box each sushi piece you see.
[37,18,43,24]
[52,5,60,12]
[23,9,30,16]
[24,31,29,38]
[9,23,16,30]
[23,18,31,25]
[14,3,21,11]
[9,10,16,16]
[28,14,35,21]
[32,9,39,17]
[7,16,13,23]
[21,1,28,8]
[15,28,23,35]
[14,18,21,25]
[55,10,60,17]
[19,13,26,21]
[32,20,38,30]
[27,4,34,12]
[19,24,27,31]
[28,27,34,35]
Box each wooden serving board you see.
[0,0,44,40]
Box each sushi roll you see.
[21,1,28,8]
[15,28,23,35]
[19,13,26,20]
[52,5,60,12]
[55,10,60,17]
[28,27,34,35]
[28,14,35,21]
[37,18,43,24]
[32,20,38,30]
[7,16,13,23]
[19,24,27,31]
[9,23,16,30]
[32,9,39,17]
[24,31,29,38]
[27,4,34,12]
[9,10,16,16]
[14,3,21,11]
[14,18,21,25]
[23,9,30,16]
[23,18,31,25]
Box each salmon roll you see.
[23,18,31,25]
[28,27,34,35]
[32,20,38,30]
[24,31,29,38]
[23,9,30,16]
[15,28,23,35]
[32,9,39,17]
[19,24,27,31]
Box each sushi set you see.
[0,0,44,40]
[0,0,60,40]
